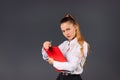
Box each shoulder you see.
[83,41,88,47]
[83,41,89,57]
[58,40,69,49]
[75,41,89,48]
[60,40,69,45]
[63,40,69,43]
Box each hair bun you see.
[65,13,75,20]
[65,13,71,17]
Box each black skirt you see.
[56,72,82,80]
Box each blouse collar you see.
[68,37,82,48]
[69,37,78,45]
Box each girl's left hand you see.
[47,57,54,65]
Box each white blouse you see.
[42,38,88,74]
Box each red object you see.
[44,46,67,71]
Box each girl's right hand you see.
[43,41,52,50]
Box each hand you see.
[47,57,54,65]
[43,41,52,50]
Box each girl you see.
[42,13,90,80]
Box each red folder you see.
[44,46,67,71]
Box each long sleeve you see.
[53,51,81,71]
[41,48,48,60]
[80,41,89,67]
[53,40,82,72]
[53,38,88,74]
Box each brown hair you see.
[60,13,90,57]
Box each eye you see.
[62,30,65,33]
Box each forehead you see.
[60,21,74,29]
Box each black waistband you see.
[60,72,80,76]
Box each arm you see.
[53,54,80,72]
[80,41,89,67]
[53,45,81,71]
[41,41,52,60]
[41,48,48,60]
[53,41,89,71]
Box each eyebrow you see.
[61,28,70,32]
[66,28,70,30]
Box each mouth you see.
[67,36,71,38]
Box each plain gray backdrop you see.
[0,0,120,80]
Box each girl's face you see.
[60,21,76,41]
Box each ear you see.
[74,25,77,30]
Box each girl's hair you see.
[60,13,90,57]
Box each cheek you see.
[62,32,66,37]
[71,29,76,35]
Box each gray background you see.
[0,0,120,80]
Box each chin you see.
[70,37,76,41]
[66,38,71,41]
[66,37,74,41]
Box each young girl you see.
[42,13,90,80]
